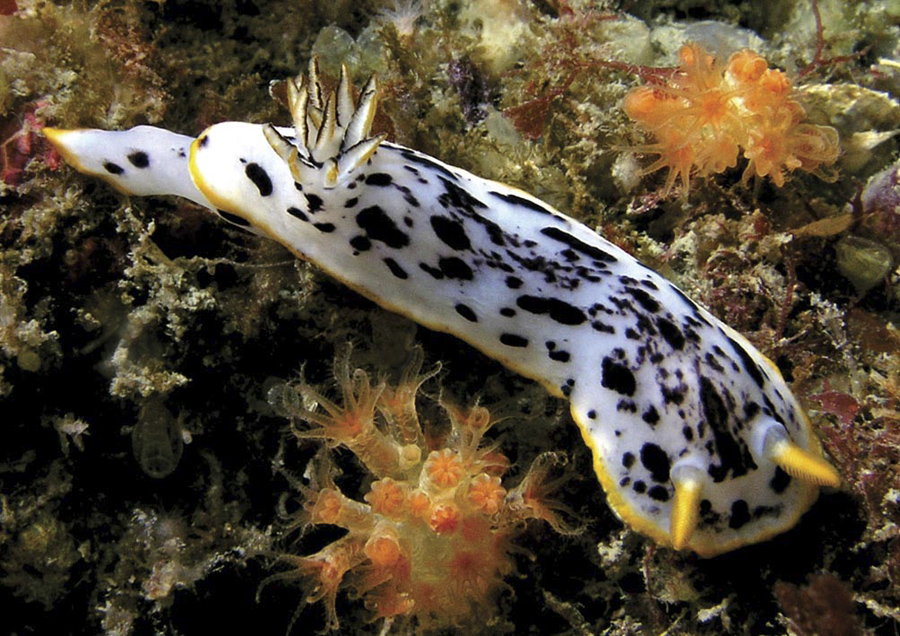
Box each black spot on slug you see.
[349,235,372,252]
[705,352,725,373]
[641,406,660,425]
[400,149,459,182]
[437,256,473,280]
[625,286,660,313]
[729,337,767,389]
[662,386,685,406]
[516,295,586,326]
[499,333,528,348]
[245,163,273,197]
[287,207,309,222]
[419,263,444,279]
[356,206,409,249]
[592,321,616,334]
[401,188,420,207]
[656,317,686,351]
[648,485,670,502]
[103,161,124,175]
[744,401,761,421]
[601,357,636,397]
[640,443,670,483]
[430,216,471,251]
[306,193,324,213]
[540,226,617,264]
[490,190,556,217]
[455,303,478,322]
[383,257,408,279]
[701,376,757,482]
[770,467,791,493]
[729,499,751,529]
[365,172,393,186]
[127,151,150,168]
[437,176,488,215]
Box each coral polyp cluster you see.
[265,350,575,631]
[623,42,840,194]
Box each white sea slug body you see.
[44,62,839,557]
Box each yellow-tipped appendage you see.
[670,466,704,550]
[768,437,841,488]
[42,127,94,177]
[42,126,68,149]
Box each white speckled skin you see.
[44,78,831,556]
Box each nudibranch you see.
[44,60,839,557]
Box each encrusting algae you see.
[263,348,578,631]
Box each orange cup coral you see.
[623,42,840,194]
[262,348,578,632]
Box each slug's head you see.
[44,126,213,209]
[188,122,298,235]
[188,58,385,241]
[43,126,148,195]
